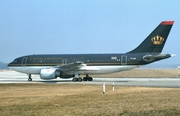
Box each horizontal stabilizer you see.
[143,53,171,62]
[171,54,177,57]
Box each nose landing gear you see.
[28,74,32,81]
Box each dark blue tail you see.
[128,21,174,53]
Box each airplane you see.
[8,21,174,82]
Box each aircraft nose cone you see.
[7,62,13,67]
[7,63,11,67]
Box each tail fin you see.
[128,21,174,53]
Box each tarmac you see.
[1,70,180,88]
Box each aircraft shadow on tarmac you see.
[37,79,129,84]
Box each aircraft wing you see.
[55,61,100,72]
[79,66,101,71]
[143,53,171,62]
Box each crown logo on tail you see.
[151,35,164,45]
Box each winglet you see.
[161,21,174,25]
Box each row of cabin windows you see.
[29,59,122,63]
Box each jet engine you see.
[40,68,60,80]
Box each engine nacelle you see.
[40,68,60,80]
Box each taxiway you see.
[0,70,180,88]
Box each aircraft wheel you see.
[28,78,32,81]
[72,78,78,82]
[83,77,88,81]
[78,77,83,82]
[88,77,93,81]
[28,74,32,81]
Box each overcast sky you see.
[0,0,179,66]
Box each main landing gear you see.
[28,74,32,81]
[72,74,93,82]
[83,74,93,81]
[72,77,83,82]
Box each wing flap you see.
[54,61,101,72]
[55,61,84,72]
[79,66,101,71]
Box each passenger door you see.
[121,55,127,65]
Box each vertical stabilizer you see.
[128,21,174,53]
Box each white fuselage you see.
[9,65,139,76]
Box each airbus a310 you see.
[8,21,174,82]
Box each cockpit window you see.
[13,60,18,63]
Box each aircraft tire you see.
[83,77,88,81]
[88,77,93,81]
[28,74,32,81]
[72,78,78,82]
[28,78,32,81]
[78,77,83,82]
